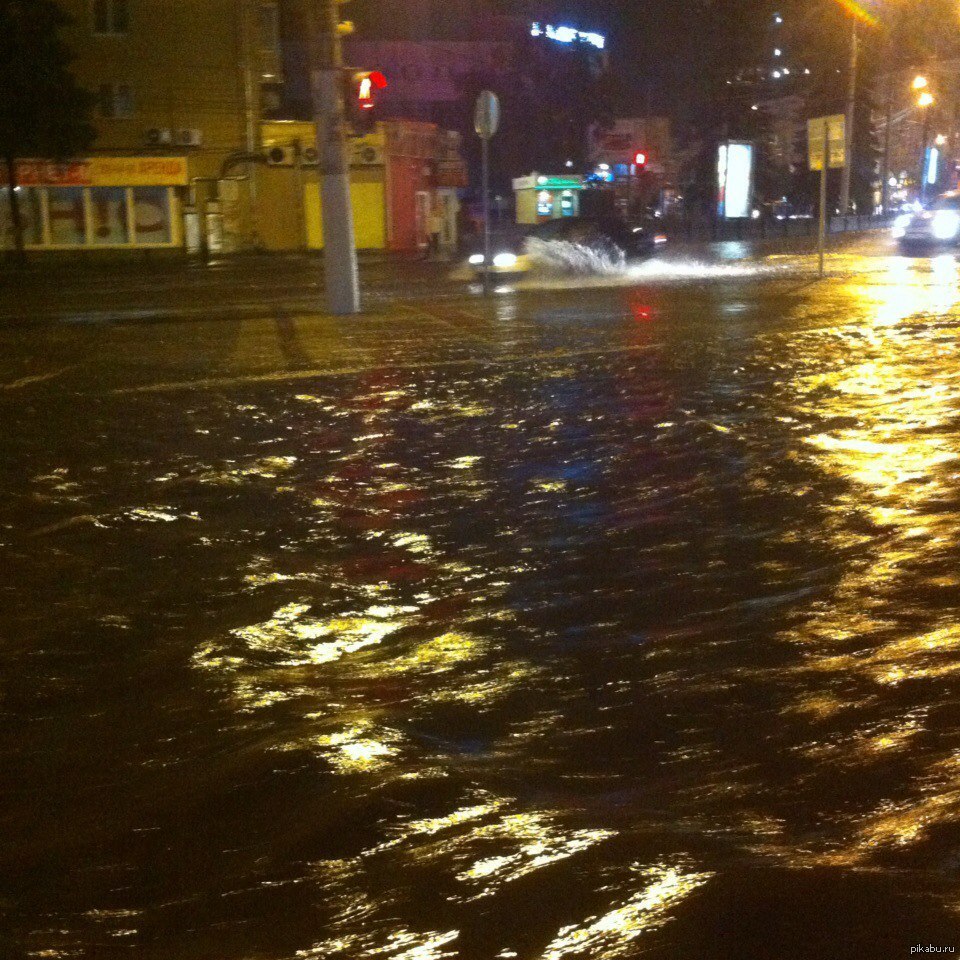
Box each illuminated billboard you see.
[717,142,754,219]
[530,23,606,50]
[926,146,940,186]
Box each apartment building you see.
[1,0,468,255]
[3,0,276,252]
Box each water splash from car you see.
[525,237,627,276]
[519,244,792,289]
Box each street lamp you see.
[913,75,929,91]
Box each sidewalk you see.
[0,254,465,325]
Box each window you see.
[133,188,172,244]
[0,188,43,247]
[259,2,281,79]
[93,0,129,34]
[48,189,87,245]
[99,83,135,118]
[90,188,129,244]
[260,2,279,53]
[2,184,177,249]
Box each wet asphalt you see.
[3,235,960,957]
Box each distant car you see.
[894,193,960,250]
[467,216,667,277]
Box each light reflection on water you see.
[6,252,960,955]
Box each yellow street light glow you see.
[832,0,880,27]
[913,76,929,90]
[936,134,948,146]
[918,91,935,108]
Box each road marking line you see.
[391,303,499,346]
[112,342,657,395]
[0,366,77,390]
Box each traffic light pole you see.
[819,124,830,279]
[311,0,360,315]
[839,22,857,216]
[481,136,492,296]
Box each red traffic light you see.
[634,151,647,168]
[356,71,387,110]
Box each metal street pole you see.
[819,121,830,278]
[481,136,492,296]
[473,91,500,298]
[839,21,858,216]
[880,72,893,214]
[239,0,262,248]
[310,0,360,315]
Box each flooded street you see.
[3,243,960,957]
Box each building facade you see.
[0,0,273,253]
[0,0,469,254]
[258,119,466,253]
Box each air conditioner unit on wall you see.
[350,142,384,166]
[265,144,320,167]
[175,128,203,147]
[145,127,172,146]
[299,145,320,166]
[266,145,295,166]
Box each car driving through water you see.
[893,193,960,251]
[467,215,668,278]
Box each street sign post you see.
[808,114,846,277]
[474,91,501,296]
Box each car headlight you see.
[492,252,518,268]
[468,253,485,266]
[892,213,912,239]
[932,210,960,241]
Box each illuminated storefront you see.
[513,174,585,224]
[0,157,187,250]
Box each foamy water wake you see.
[520,244,794,289]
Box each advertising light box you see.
[717,142,754,219]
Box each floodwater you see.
[3,248,960,957]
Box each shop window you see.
[99,83,135,118]
[93,0,129,34]
[133,187,171,244]
[90,187,129,245]
[259,2,281,79]
[48,188,87,245]
[260,2,279,54]
[0,188,43,247]
[537,190,553,217]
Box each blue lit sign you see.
[530,22,606,50]
[926,146,940,186]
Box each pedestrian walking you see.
[427,204,444,259]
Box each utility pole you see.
[880,72,893,214]
[308,0,361,315]
[839,22,858,216]
[239,0,262,249]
